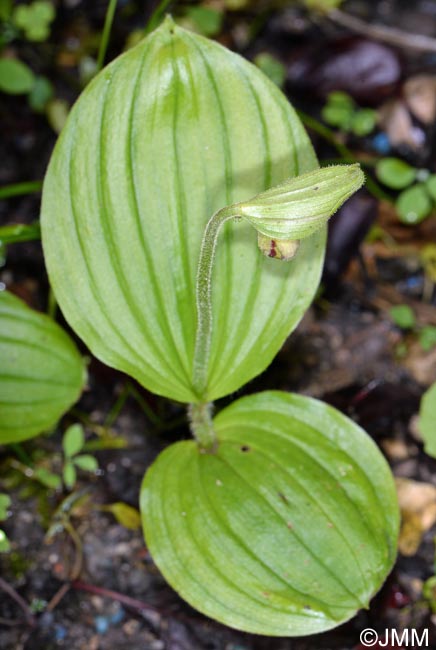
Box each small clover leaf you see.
[34,467,62,489]
[63,461,76,490]
[351,109,377,137]
[73,454,98,472]
[254,53,286,88]
[0,58,35,94]
[0,529,10,553]
[13,1,55,42]
[0,494,11,520]
[419,326,436,352]
[28,75,54,112]
[389,304,416,330]
[376,157,417,190]
[396,184,432,225]
[184,7,223,37]
[425,174,436,201]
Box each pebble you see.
[94,615,110,634]
[54,624,67,641]
[372,132,391,155]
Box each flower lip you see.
[227,163,365,242]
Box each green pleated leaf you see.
[376,157,417,190]
[419,382,436,458]
[0,291,86,444]
[140,391,399,636]
[41,18,325,404]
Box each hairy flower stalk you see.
[189,164,364,448]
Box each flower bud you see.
[229,164,364,251]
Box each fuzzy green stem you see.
[192,207,235,399]
[188,402,217,451]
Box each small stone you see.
[381,438,410,460]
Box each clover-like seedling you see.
[40,17,399,636]
[376,157,436,225]
[0,493,11,553]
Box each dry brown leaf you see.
[396,477,436,555]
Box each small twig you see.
[0,577,35,627]
[46,582,71,613]
[71,580,165,616]
[329,8,436,53]
[63,521,84,580]
[44,519,84,613]
[71,579,228,630]
[126,381,163,428]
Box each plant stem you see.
[188,402,216,452]
[97,0,118,72]
[47,286,57,318]
[0,181,42,200]
[144,0,173,35]
[297,109,349,158]
[126,380,162,427]
[192,207,234,399]
[72,579,165,616]
[0,577,35,627]
[64,521,83,580]
[329,8,436,53]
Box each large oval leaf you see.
[141,391,399,636]
[41,18,324,404]
[0,291,86,444]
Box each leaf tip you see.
[161,14,177,34]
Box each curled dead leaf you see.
[396,477,436,556]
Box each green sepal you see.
[396,184,432,224]
[229,164,364,240]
